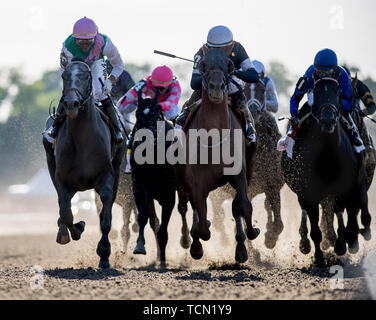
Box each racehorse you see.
[209,75,284,249]
[320,75,374,249]
[175,48,260,263]
[130,89,178,265]
[42,57,126,268]
[281,76,370,265]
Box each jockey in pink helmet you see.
[49,17,125,143]
[117,65,182,173]
[117,65,181,121]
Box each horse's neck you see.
[198,90,229,130]
[311,121,341,150]
[66,102,97,140]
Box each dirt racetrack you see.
[0,184,375,300]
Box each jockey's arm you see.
[159,81,182,120]
[357,79,376,115]
[290,65,314,117]
[116,84,140,115]
[235,58,259,83]
[265,78,279,113]
[103,37,124,80]
[338,68,353,112]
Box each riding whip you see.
[153,50,194,63]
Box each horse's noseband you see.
[63,61,93,109]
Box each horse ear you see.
[227,59,235,76]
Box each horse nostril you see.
[220,83,225,90]
[209,83,215,90]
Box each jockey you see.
[252,60,279,113]
[175,25,259,144]
[117,65,181,172]
[289,48,365,152]
[343,65,375,150]
[49,16,124,143]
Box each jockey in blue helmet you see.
[289,48,365,152]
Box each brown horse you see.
[210,74,284,249]
[175,48,259,263]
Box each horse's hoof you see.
[264,232,278,249]
[190,241,203,260]
[198,229,211,241]
[98,259,110,269]
[348,239,359,254]
[180,236,191,249]
[56,224,70,245]
[133,243,146,255]
[247,227,260,240]
[109,229,119,240]
[132,223,139,233]
[321,239,331,251]
[360,228,371,241]
[235,243,248,263]
[71,221,85,241]
[334,239,347,256]
[299,238,311,254]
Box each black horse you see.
[281,77,369,265]
[130,88,177,265]
[42,58,126,268]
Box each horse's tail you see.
[246,142,257,185]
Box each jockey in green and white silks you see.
[49,16,124,143]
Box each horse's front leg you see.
[133,191,152,256]
[229,174,260,241]
[158,194,175,266]
[177,187,191,249]
[302,202,323,265]
[232,193,248,263]
[55,180,85,245]
[264,188,283,249]
[298,209,311,254]
[191,191,210,241]
[95,172,115,268]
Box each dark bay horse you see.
[130,89,178,265]
[175,48,260,263]
[209,75,284,249]
[42,58,126,268]
[281,77,370,265]
[320,75,375,249]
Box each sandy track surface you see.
[0,185,375,300]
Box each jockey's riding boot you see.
[101,98,124,144]
[343,112,365,153]
[48,97,66,138]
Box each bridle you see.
[311,77,340,124]
[62,61,93,109]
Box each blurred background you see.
[0,0,375,220]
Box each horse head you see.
[246,74,266,123]
[312,77,341,134]
[135,88,162,134]
[61,57,93,119]
[199,48,234,104]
